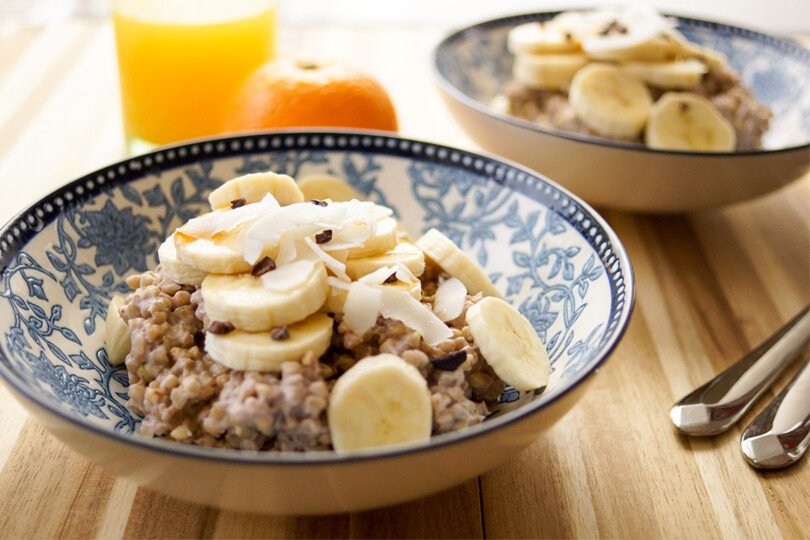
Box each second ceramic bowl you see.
[434,12,810,213]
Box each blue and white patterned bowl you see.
[0,131,634,514]
[434,12,810,213]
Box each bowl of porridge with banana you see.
[0,131,633,514]
[108,170,550,452]
[434,6,810,212]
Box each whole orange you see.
[223,59,398,132]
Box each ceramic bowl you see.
[0,131,634,514]
[434,12,810,213]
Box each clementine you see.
[223,59,398,132]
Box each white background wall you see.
[1,0,807,36]
[281,0,810,36]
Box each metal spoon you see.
[670,305,810,436]
[740,358,810,469]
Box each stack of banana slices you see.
[506,5,737,151]
[107,171,550,451]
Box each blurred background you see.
[1,0,809,34]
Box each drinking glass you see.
[112,0,277,154]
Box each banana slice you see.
[158,234,207,286]
[569,63,652,139]
[202,259,328,331]
[297,174,361,203]
[328,353,432,451]
[174,227,256,274]
[466,297,549,391]
[208,172,304,210]
[104,296,130,366]
[415,228,502,299]
[205,312,333,372]
[512,53,590,91]
[585,33,682,62]
[670,33,727,68]
[345,216,399,258]
[507,21,582,55]
[619,58,707,89]
[645,92,736,152]
[345,241,425,280]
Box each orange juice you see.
[112,0,277,153]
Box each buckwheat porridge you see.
[105,172,550,452]
[493,5,773,151]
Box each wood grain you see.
[0,19,808,540]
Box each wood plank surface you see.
[0,18,808,540]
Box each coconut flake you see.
[433,277,467,322]
[358,265,399,286]
[326,276,351,290]
[261,259,317,292]
[303,236,350,281]
[333,221,372,245]
[392,262,418,284]
[179,193,279,239]
[378,287,453,347]
[275,237,298,264]
[343,281,382,336]
[246,199,390,249]
[242,237,265,265]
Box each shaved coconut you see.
[343,198,392,222]
[261,259,317,292]
[182,238,231,256]
[433,277,467,322]
[179,193,279,239]
[275,237,298,264]
[379,287,453,347]
[327,276,351,290]
[324,247,349,263]
[343,281,382,336]
[357,264,417,288]
[392,262,418,284]
[246,202,331,246]
[242,237,265,265]
[319,239,365,252]
[334,222,372,244]
[358,265,399,286]
[241,199,393,266]
[246,199,390,248]
[303,236,350,281]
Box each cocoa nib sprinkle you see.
[310,199,328,207]
[208,321,235,335]
[251,256,276,276]
[315,229,333,244]
[600,19,628,35]
[270,326,290,340]
[230,197,247,209]
[430,350,467,371]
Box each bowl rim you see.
[0,129,635,465]
[433,10,810,157]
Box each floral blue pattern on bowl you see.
[0,131,633,457]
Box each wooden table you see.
[0,16,808,540]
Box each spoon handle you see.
[741,358,810,469]
[670,305,810,436]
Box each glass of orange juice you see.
[112,0,277,154]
